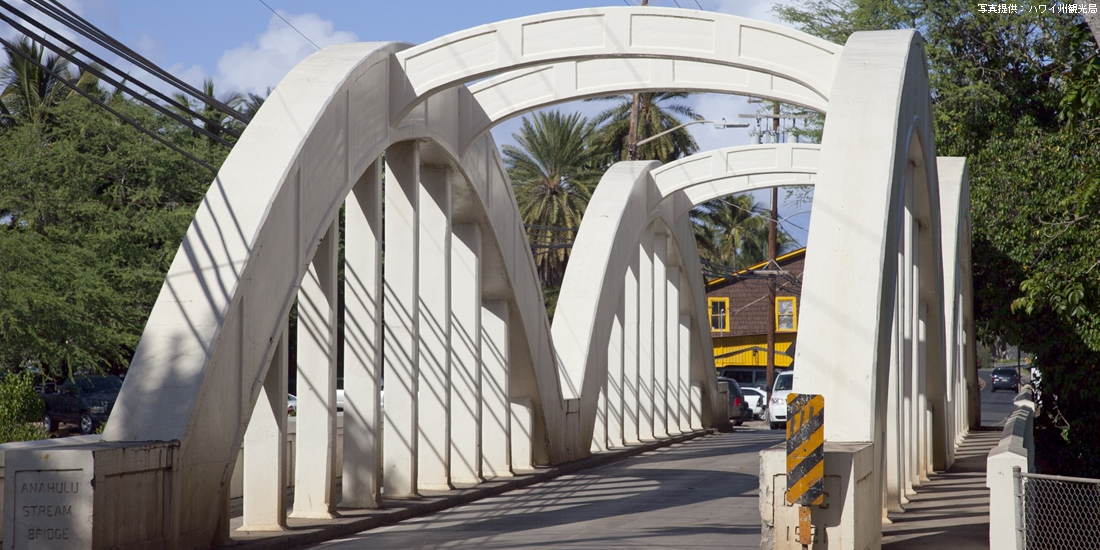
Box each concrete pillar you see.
[652,233,668,439]
[240,328,288,530]
[481,300,511,477]
[511,398,533,470]
[592,386,608,453]
[418,165,452,491]
[690,383,703,430]
[450,223,482,485]
[679,314,693,432]
[292,218,339,518]
[383,141,420,498]
[907,206,920,492]
[886,255,906,513]
[342,159,384,508]
[902,197,916,499]
[638,230,655,440]
[623,253,641,443]
[918,304,931,481]
[607,307,625,448]
[666,268,681,435]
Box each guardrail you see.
[986,386,1035,549]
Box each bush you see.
[0,372,48,443]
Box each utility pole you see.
[765,101,780,396]
[626,0,648,161]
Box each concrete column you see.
[652,232,668,439]
[418,165,452,491]
[450,223,482,485]
[511,398,533,470]
[623,252,640,443]
[481,300,511,477]
[886,251,906,513]
[638,230,655,440]
[383,141,420,498]
[292,218,338,518]
[906,201,919,493]
[240,328,288,530]
[607,306,625,448]
[690,383,703,430]
[679,314,693,432]
[902,196,916,499]
[342,159,384,508]
[666,268,681,435]
[918,303,931,481]
[592,386,608,453]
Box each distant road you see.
[979,367,1025,428]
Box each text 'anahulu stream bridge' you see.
[0,7,976,550]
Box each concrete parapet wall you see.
[0,435,102,543]
[986,385,1035,550]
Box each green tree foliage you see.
[0,371,47,443]
[587,92,701,164]
[0,79,224,378]
[692,195,797,271]
[774,0,1100,474]
[503,110,602,288]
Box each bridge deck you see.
[227,428,782,549]
[882,428,1000,549]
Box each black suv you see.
[991,367,1020,393]
[717,376,752,426]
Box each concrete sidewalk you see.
[881,428,1001,549]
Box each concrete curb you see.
[225,428,716,549]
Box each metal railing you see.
[1014,466,1100,549]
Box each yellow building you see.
[706,248,804,383]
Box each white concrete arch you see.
[391,6,841,125]
[786,29,950,547]
[100,41,584,546]
[651,143,820,219]
[460,59,828,151]
[551,162,721,450]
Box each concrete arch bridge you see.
[1,7,977,550]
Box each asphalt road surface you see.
[979,367,1026,428]
[307,428,783,549]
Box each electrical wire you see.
[257,0,321,50]
[0,35,218,174]
[22,0,246,123]
[0,9,238,146]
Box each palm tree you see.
[587,92,701,164]
[171,78,243,143]
[692,194,796,271]
[0,36,101,126]
[503,110,602,287]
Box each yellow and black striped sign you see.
[786,393,824,506]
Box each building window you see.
[709,298,729,332]
[776,296,797,331]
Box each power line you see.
[694,0,704,9]
[257,0,320,50]
[0,35,218,174]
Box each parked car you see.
[288,394,297,415]
[991,367,1020,393]
[767,370,795,430]
[717,376,751,426]
[41,375,123,434]
[742,386,767,420]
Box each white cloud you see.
[215,11,357,96]
[708,0,786,25]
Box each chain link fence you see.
[1015,466,1100,549]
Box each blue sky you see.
[2,0,813,245]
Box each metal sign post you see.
[786,393,824,547]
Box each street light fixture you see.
[629,119,749,160]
